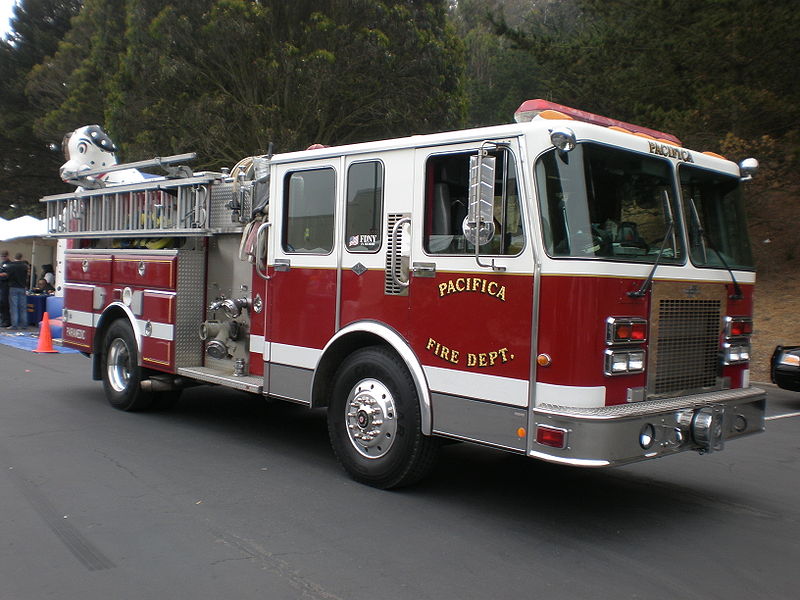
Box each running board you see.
[177,366,263,394]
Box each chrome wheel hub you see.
[107,338,132,393]
[345,378,397,459]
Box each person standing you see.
[3,253,30,329]
[0,251,10,327]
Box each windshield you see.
[536,144,682,263]
[679,165,754,270]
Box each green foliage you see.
[0,0,81,217]
[489,0,800,156]
[23,0,465,172]
[3,0,799,221]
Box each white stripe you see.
[271,342,321,370]
[64,308,94,327]
[136,319,173,341]
[423,365,529,407]
[540,260,756,284]
[64,309,173,342]
[765,412,800,421]
[535,381,606,408]
[249,334,265,355]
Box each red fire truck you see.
[42,100,766,488]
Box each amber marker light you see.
[537,353,552,367]
[517,427,527,438]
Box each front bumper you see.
[531,387,766,467]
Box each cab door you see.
[406,140,536,446]
[263,161,340,403]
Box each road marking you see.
[765,411,800,421]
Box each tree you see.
[0,0,81,216]
[105,0,466,168]
[493,0,800,153]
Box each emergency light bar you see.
[514,99,682,146]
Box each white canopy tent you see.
[0,215,57,290]
[0,215,49,241]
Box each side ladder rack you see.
[40,175,221,238]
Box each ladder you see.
[40,154,224,238]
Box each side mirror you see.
[463,153,496,246]
[739,157,758,181]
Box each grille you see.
[650,298,722,395]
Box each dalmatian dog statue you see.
[60,125,147,187]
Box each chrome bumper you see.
[530,387,766,467]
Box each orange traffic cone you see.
[34,312,58,353]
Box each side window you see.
[283,168,335,254]
[424,149,524,255]
[345,161,383,252]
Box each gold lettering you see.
[437,277,508,301]
[467,353,477,367]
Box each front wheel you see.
[101,320,153,411]
[327,346,439,489]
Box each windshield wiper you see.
[688,197,743,300]
[628,191,675,298]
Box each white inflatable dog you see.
[60,125,146,187]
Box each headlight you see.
[778,352,800,367]
[604,349,646,376]
[723,340,751,365]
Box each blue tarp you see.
[0,331,80,353]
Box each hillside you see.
[747,182,799,383]
[752,273,800,382]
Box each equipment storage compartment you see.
[65,253,113,283]
[112,252,178,290]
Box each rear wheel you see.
[327,346,439,488]
[101,320,153,411]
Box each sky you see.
[1,0,17,37]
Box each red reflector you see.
[536,426,566,448]
[731,320,753,336]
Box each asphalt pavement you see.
[1,343,798,600]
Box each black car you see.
[771,345,800,391]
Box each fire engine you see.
[41,100,766,488]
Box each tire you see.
[327,346,439,489]
[100,319,153,411]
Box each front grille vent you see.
[651,298,722,395]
